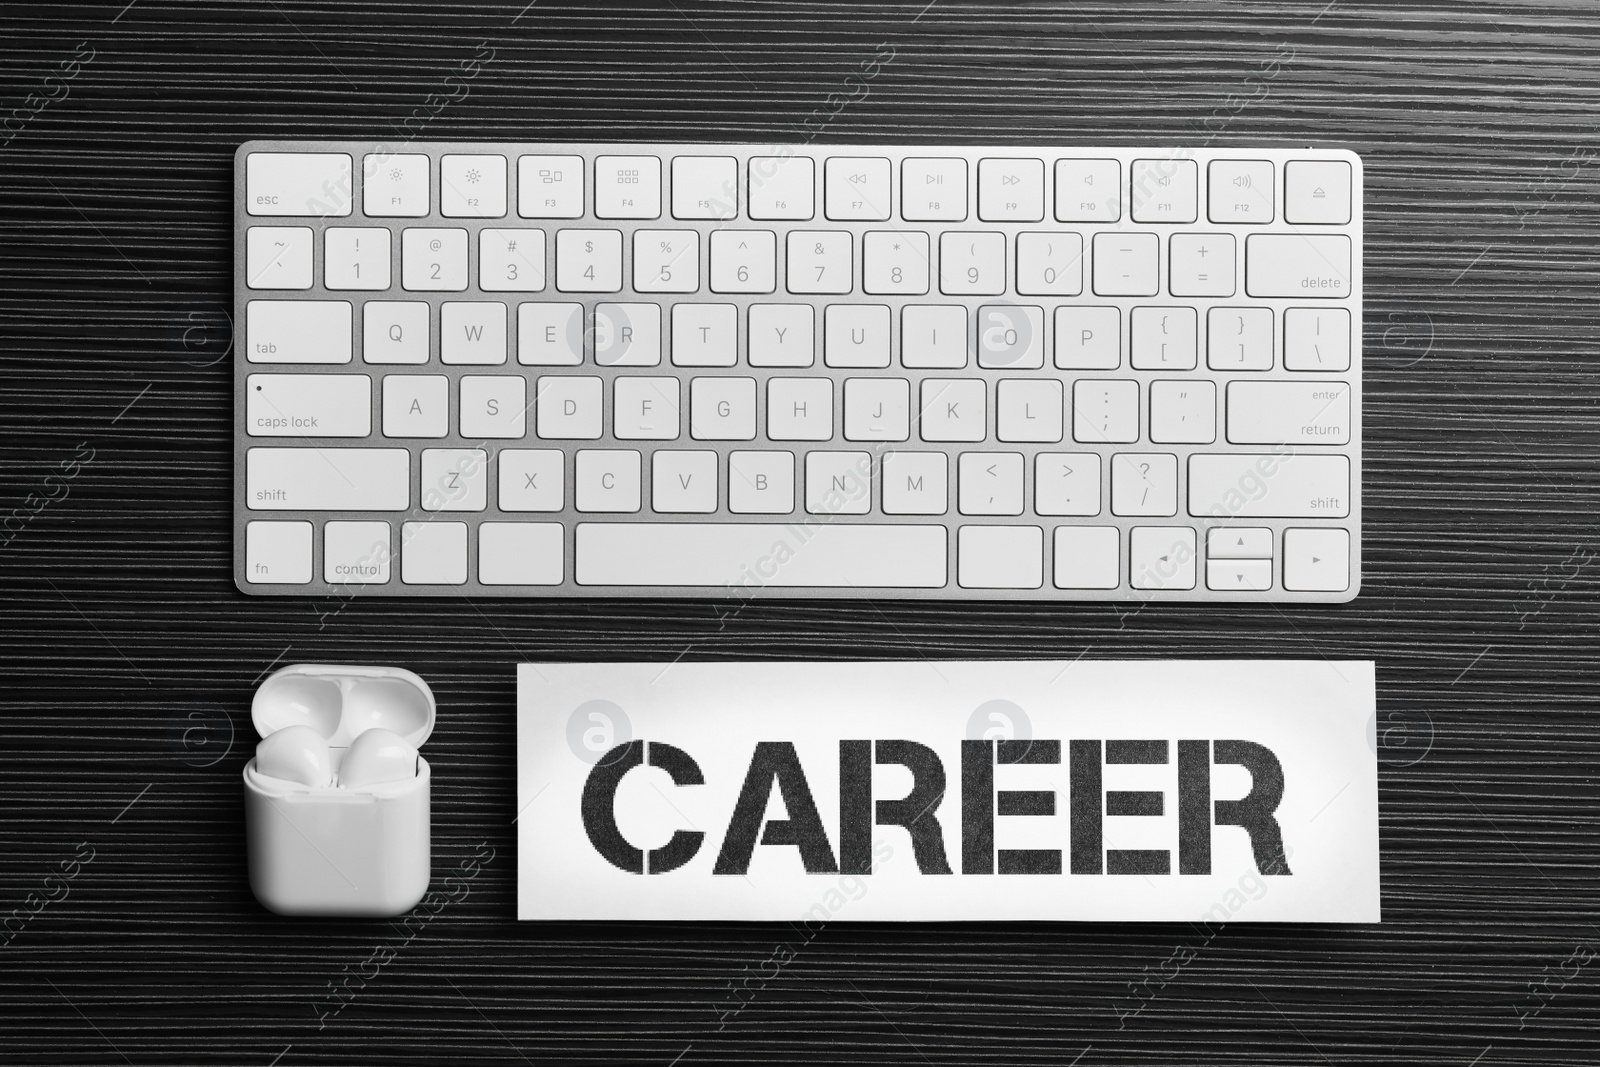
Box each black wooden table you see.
[3,2,1598,1063]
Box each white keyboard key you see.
[843,378,909,441]
[1228,381,1350,446]
[748,155,814,220]
[958,525,1042,589]
[1283,528,1351,591]
[996,378,1063,442]
[824,304,891,368]
[479,522,564,585]
[498,449,564,511]
[976,305,1043,369]
[690,376,756,440]
[863,231,930,295]
[1169,233,1235,297]
[1188,454,1350,518]
[709,230,777,293]
[634,230,699,294]
[247,300,351,363]
[246,226,312,289]
[519,303,582,365]
[247,447,407,510]
[672,155,738,219]
[1073,379,1139,443]
[382,374,448,437]
[576,450,642,512]
[1284,308,1351,371]
[555,229,624,292]
[1092,232,1159,296]
[1035,454,1100,516]
[518,154,584,218]
[1131,158,1198,223]
[977,157,1045,222]
[440,154,507,217]
[1111,453,1178,517]
[729,451,796,514]
[1054,306,1120,369]
[1285,160,1352,225]
[1208,527,1273,559]
[787,231,852,294]
[767,378,832,441]
[1130,526,1197,590]
[882,452,948,515]
[246,373,370,437]
[1054,158,1120,221]
[323,227,390,290]
[1207,307,1274,371]
[363,301,429,364]
[246,520,312,584]
[652,450,718,513]
[324,521,390,585]
[749,304,815,367]
[1207,559,1272,592]
[537,376,603,439]
[614,377,680,439]
[939,232,1006,295]
[420,448,488,510]
[901,158,967,221]
[958,452,1024,516]
[459,375,526,439]
[575,522,945,588]
[1245,234,1351,298]
[806,452,872,515]
[246,152,351,216]
[1131,307,1197,370]
[919,378,986,442]
[825,156,891,220]
[594,303,662,367]
[672,303,737,367]
[595,155,662,219]
[479,229,546,292]
[1149,380,1217,444]
[441,302,507,365]
[363,153,429,217]
[1208,160,1274,223]
[1016,232,1084,296]
[401,227,468,291]
[401,521,467,584]
[902,305,968,368]
[1054,526,1119,589]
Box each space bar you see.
[575,523,948,588]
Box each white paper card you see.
[517,660,1379,922]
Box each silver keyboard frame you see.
[233,140,1362,603]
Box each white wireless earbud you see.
[339,728,419,789]
[254,724,333,788]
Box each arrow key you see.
[1207,558,1272,591]
[1283,527,1350,591]
[1206,526,1272,559]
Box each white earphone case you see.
[245,663,435,916]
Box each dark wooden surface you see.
[3,1,1599,1063]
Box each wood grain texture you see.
[2,0,1599,1062]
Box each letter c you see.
[580,741,706,874]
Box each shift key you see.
[1188,453,1349,518]
[248,448,409,510]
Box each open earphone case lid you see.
[252,664,435,750]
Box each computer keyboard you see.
[234,141,1361,602]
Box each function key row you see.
[247,152,1354,226]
